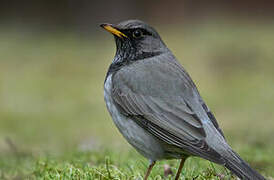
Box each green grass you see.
[1,149,242,180]
[0,149,238,180]
[0,21,274,179]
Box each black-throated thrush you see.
[101,20,265,180]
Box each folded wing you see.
[111,54,226,163]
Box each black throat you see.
[104,51,162,82]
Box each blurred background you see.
[0,0,274,177]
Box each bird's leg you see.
[144,160,156,180]
[175,158,186,180]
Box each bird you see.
[100,20,265,180]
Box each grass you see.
[0,146,273,179]
[0,21,274,179]
[0,149,238,179]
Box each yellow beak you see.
[100,23,127,38]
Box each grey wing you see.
[111,58,225,164]
[201,102,225,138]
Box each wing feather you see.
[111,53,225,163]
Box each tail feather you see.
[224,150,265,180]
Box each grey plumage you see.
[102,19,265,180]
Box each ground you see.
[0,21,273,179]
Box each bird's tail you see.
[224,149,265,180]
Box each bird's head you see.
[100,20,168,61]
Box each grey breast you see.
[104,73,166,161]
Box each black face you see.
[121,28,152,40]
[112,20,168,61]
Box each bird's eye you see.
[132,29,143,38]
